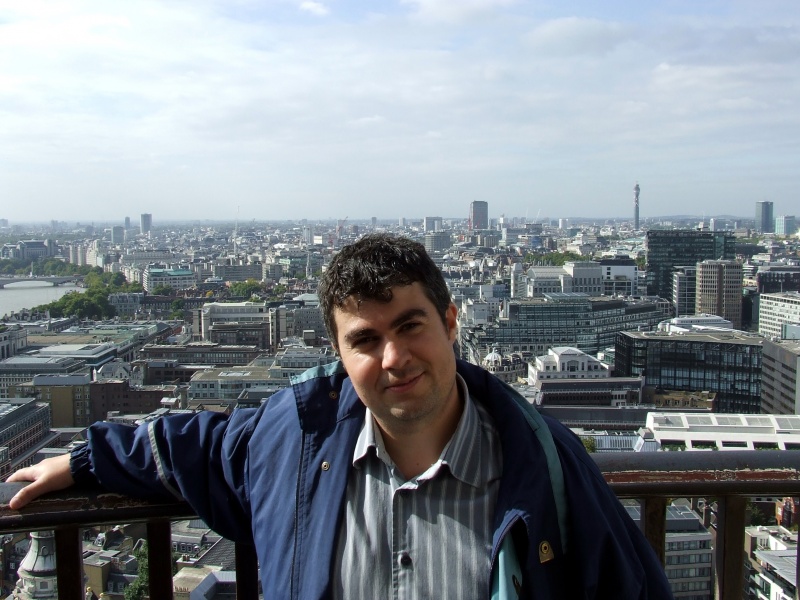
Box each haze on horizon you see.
[1,0,798,224]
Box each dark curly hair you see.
[318,234,452,346]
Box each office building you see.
[140,213,153,235]
[761,339,800,415]
[110,225,125,244]
[0,356,87,399]
[672,266,697,317]
[424,231,451,253]
[627,503,712,599]
[424,216,443,232]
[142,266,197,292]
[600,258,639,296]
[645,230,736,301]
[139,343,262,366]
[0,398,59,479]
[640,412,800,451]
[755,201,774,233]
[469,201,489,230]
[200,301,268,340]
[459,294,670,363]
[775,215,797,236]
[759,292,800,339]
[745,525,798,600]
[615,330,764,413]
[695,260,743,329]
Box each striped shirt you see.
[333,375,503,600]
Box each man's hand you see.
[7,454,75,510]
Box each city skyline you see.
[1,1,799,222]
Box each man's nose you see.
[382,338,410,369]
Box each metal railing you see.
[0,450,798,599]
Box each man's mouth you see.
[385,373,422,393]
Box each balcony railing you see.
[0,450,798,600]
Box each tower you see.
[755,201,774,233]
[140,213,152,236]
[469,201,489,231]
[633,183,640,230]
[695,259,743,329]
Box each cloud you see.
[525,17,633,57]
[299,2,329,17]
[401,0,518,23]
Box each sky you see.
[1,0,799,224]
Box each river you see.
[0,281,86,318]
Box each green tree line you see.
[31,271,143,320]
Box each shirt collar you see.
[352,373,490,488]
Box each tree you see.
[152,284,175,296]
[229,278,263,299]
[124,542,148,600]
[581,436,597,453]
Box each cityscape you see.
[0,198,798,598]
[2,0,800,598]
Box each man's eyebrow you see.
[389,308,428,330]
[342,308,430,346]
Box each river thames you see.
[0,281,86,318]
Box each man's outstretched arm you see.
[6,454,74,510]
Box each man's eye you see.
[352,336,376,347]
[400,322,420,332]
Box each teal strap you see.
[499,380,569,554]
[491,533,523,600]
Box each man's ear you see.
[445,303,458,343]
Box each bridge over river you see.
[0,276,82,289]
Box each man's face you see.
[333,282,460,437]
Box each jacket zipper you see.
[290,430,306,599]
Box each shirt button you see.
[399,552,412,568]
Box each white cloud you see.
[525,17,632,57]
[401,0,518,23]
[299,2,329,17]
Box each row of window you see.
[666,540,711,551]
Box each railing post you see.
[714,495,746,600]
[235,541,260,599]
[147,520,174,599]
[54,527,83,599]
[641,497,668,566]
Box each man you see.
[9,234,673,599]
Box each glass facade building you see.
[614,330,763,413]
[645,230,735,301]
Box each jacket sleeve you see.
[545,417,675,599]
[70,399,279,543]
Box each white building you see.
[200,301,269,340]
[745,525,798,600]
[142,266,197,292]
[641,412,800,451]
[759,291,800,339]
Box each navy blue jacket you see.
[72,360,674,599]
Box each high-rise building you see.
[140,213,153,236]
[424,217,443,232]
[755,201,774,233]
[424,231,451,253]
[124,216,131,229]
[633,183,640,230]
[645,230,736,301]
[469,201,488,230]
[672,266,697,317]
[111,225,125,244]
[775,215,797,236]
[695,259,743,329]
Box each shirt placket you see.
[392,485,415,600]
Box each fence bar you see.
[235,542,260,599]
[54,527,83,599]
[714,495,746,600]
[641,497,668,566]
[147,520,175,599]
